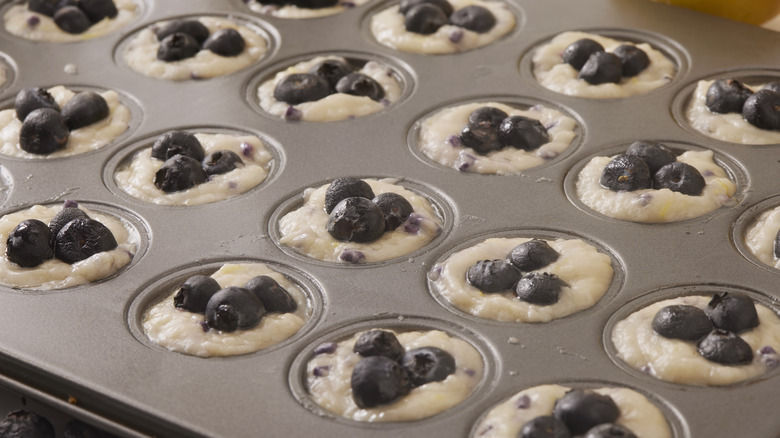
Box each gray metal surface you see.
[0,0,778,436]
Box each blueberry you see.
[763,82,780,94]
[61,91,109,130]
[202,150,243,176]
[401,346,456,387]
[78,0,118,23]
[48,206,89,239]
[153,154,208,193]
[697,329,754,365]
[562,38,605,71]
[53,6,92,33]
[173,275,221,313]
[243,275,297,313]
[497,116,550,151]
[19,108,70,155]
[6,219,54,268]
[335,73,385,102]
[64,418,117,438]
[742,89,780,130]
[205,286,266,332]
[309,59,355,90]
[612,44,649,77]
[15,87,60,122]
[775,229,780,259]
[157,32,201,62]
[519,416,571,438]
[151,131,205,162]
[28,0,59,16]
[706,292,759,333]
[353,329,404,361]
[372,192,413,231]
[155,19,210,45]
[651,305,712,341]
[0,409,55,438]
[515,272,567,305]
[705,79,753,114]
[579,52,622,85]
[625,140,676,174]
[459,124,502,154]
[203,28,245,57]
[326,197,386,243]
[599,154,652,192]
[404,3,448,35]
[399,0,453,16]
[583,423,638,438]
[289,0,339,8]
[553,389,620,435]
[273,73,331,105]
[54,218,118,264]
[351,356,411,408]
[449,5,495,33]
[466,259,521,293]
[324,177,375,214]
[468,106,508,129]
[507,239,560,271]
[652,162,706,196]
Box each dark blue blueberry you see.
[274,73,331,105]
[625,140,676,174]
[612,44,649,77]
[63,418,118,438]
[244,275,297,313]
[157,32,201,62]
[515,272,567,306]
[153,154,208,193]
[28,0,59,16]
[520,415,571,438]
[706,292,759,333]
[507,239,559,271]
[404,3,448,35]
[583,423,638,438]
[403,212,422,233]
[372,192,413,231]
[351,356,411,408]
[653,162,706,196]
[697,329,754,365]
[0,409,55,438]
[553,389,620,436]
[599,154,652,192]
[151,130,205,162]
[459,123,502,154]
[61,91,109,130]
[742,89,780,130]
[468,106,508,129]
[498,116,550,151]
[335,73,385,102]
[309,59,355,90]
[651,304,712,341]
[19,108,70,155]
[203,28,245,57]
[6,219,54,268]
[78,0,118,23]
[449,5,495,33]
[53,6,91,33]
[155,19,210,45]
[353,330,405,361]
[324,177,375,214]
[399,0,453,16]
[774,228,780,259]
[705,79,753,114]
[206,286,265,332]
[48,207,89,240]
[339,249,366,263]
[289,0,339,8]
[202,150,243,176]
[15,87,60,122]
[579,51,622,85]
[466,259,521,293]
[173,275,221,313]
[54,218,118,264]
[314,342,337,355]
[326,197,386,243]
[562,38,605,71]
[763,82,780,94]
[401,346,456,387]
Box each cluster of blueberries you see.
[150,131,246,193]
[398,0,496,36]
[705,79,780,131]
[337,330,456,408]
[599,141,706,196]
[14,87,110,155]
[6,202,118,268]
[467,239,567,306]
[652,292,761,365]
[562,38,650,85]
[28,0,118,34]
[517,389,639,438]
[273,59,385,107]
[153,19,246,63]
[0,408,117,438]
[249,0,342,10]
[173,273,297,333]
[457,106,550,155]
[324,177,415,243]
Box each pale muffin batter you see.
[244,0,370,19]
[745,205,780,269]
[143,263,308,358]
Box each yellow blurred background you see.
[649,0,780,26]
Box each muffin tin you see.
[0,0,779,436]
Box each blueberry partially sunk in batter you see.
[599,154,651,192]
[651,304,712,341]
[154,154,208,193]
[309,59,355,90]
[273,73,331,105]
[203,29,246,57]
[244,275,297,313]
[742,89,780,131]
[54,6,92,34]
[466,259,521,293]
[705,79,753,114]
[155,19,210,45]
[403,3,448,35]
[15,87,60,122]
[515,272,567,305]
[498,116,550,151]
[520,415,571,438]
[0,409,55,438]
[351,356,412,408]
[584,423,638,438]
[697,329,754,365]
[54,218,118,264]
[48,207,89,238]
[174,275,221,313]
[78,0,119,23]
[326,197,386,242]
[19,108,70,155]
[157,32,201,62]
[706,292,759,333]
[552,389,620,435]
[562,38,605,71]
[398,0,454,16]
[653,162,705,196]
[507,239,559,271]
[151,130,206,162]
[372,192,413,231]
[335,73,385,102]
[625,140,676,174]
[324,177,375,214]
[202,150,243,176]
[61,91,110,130]
[6,219,54,268]
[612,44,649,77]
[205,286,266,332]
[353,330,405,361]
[401,346,456,386]
[578,52,622,85]
[774,228,780,259]
[448,5,495,33]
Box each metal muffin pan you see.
[0,0,778,436]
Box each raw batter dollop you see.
[744,205,780,269]
[244,0,370,19]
